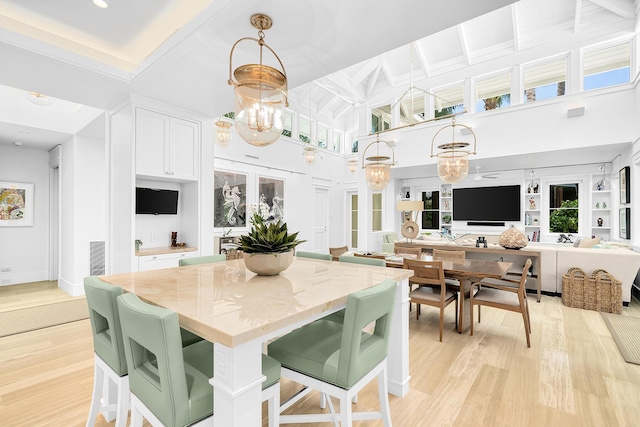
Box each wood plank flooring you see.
[1,282,639,426]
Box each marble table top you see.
[101,257,412,347]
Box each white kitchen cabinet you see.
[137,251,196,272]
[135,108,199,181]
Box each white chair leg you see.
[267,383,280,427]
[325,393,340,427]
[320,392,327,409]
[115,376,130,427]
[352,393,358,404]
[86,363,104,427]
[340,393,353,426]
[130,403,143,427]
[377,366,392,427]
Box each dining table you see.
[385,254,513,333]
[100,256,413,426]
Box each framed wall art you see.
[619,166,630,204]
[214,171,247,228]
[0,182,34,227]
[257,176,285,223]
[619,207,631,239]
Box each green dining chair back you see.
[84,276,129,427]
[179,254,227,266]
[338,254,386,267]
[268,279,396,425]
[117,292,213,427]
[296,251,333,261]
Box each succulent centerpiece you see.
[238,213,305,275]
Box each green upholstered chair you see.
[269,279,396,426]
[117,293,281,427]
[296,251,333,261]
[84,276,129,427]
[178,254,227,266]
[338,253,386,267]
[84,277,206,426]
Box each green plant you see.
[549,199,578,233]
[238,213,306,254]
[442,214,452,223]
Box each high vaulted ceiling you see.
[0,0,638,156]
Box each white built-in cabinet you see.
[591,173,611,241]
[138,252,196,272]
[135,108,199,181]
[524,179,541,241]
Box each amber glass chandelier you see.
[228,14,288,147]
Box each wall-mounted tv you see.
[453,185,521,222]
[136,187,179,215]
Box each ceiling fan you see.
[473,166,500,181]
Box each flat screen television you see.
[453,185,520,222]
[136,187,179,215]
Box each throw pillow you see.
[579,236,601,248]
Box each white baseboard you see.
[0,270,48,286]
[59,277,85,297]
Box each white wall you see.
[59,134,106,295]
[0,145,50,285]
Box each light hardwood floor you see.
[1,282,640,426]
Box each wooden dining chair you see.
[432,249,465,262]
[354,252,387,260]
[403,259,458,342]
[329,245,348,261]
[432,249,465,288]
[296,251,333,261]
[394,246,422,258]
[470,259,532,347]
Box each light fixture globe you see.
[215,119,232,147]
[228,14,288,147]
[362,135,396,190]
[347,157,358,173]
[437,151,469,184]
[303,144,317,165]
[431,118,476,184]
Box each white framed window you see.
[398,91,425,126]
[372,192,383,232]
[317,124,329,149]
[433,83,465,118]
[282,109,294,137]
[523,56,567,102]
[583,40,631,90]
[475,71,511,111]
[371,104,391,133]
[347,126,359,153]
[350,193,358,249]
[298,115,313,143]
[548,183,579,234]
[333,130,343,153]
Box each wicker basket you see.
[562,267,587,309]
[561,267,622,313]
[592,269,622,314]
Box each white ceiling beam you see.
[350,58,379,88]
[313,80,358,106]
[590,0,635,19]
[574,0,583,34]
[333,103,352,120]
[412,42,431,78]
[511,3,521,51]
[380,59,395,87]
[366,60,383,98]
[315,92,335,114]
[458,24,471,65]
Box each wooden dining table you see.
[385,254,512,333]
[100,256,413,426]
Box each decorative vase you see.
[243,251,294,276]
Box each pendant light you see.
[430,118,476,183]
[215,117,232,147]
[303,143,317,164]
[228,14,288,147]
[347,156,358,173]
[362,135,396,190]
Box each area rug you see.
[0,299,89,338]
[601,312,640,365]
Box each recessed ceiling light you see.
[13,141,23,146]
[93,0,109,8]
